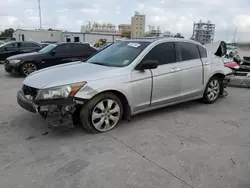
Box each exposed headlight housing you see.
[9,60,21,64]
[35,82,86,100]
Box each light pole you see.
[38,0,42,29]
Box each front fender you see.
[74,75,132,103]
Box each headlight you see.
[9,60,21,64]
[35,82,86,100]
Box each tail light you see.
[224,61,240,70]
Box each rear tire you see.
[20,62,38,76]
[203,76,222,104]
[79,92,123,133]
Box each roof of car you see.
[124,37,202,45]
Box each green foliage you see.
[0,28,14,38]
[174,33,184,38]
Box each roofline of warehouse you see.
[14,29,121,36]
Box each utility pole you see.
[38,0,42,29]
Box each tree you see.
[0,28,14,37]
[174,33,184,38]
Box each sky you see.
[1,0,250,42]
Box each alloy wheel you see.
[91,99,121,132]
[22,63,37,76]
[207,79,220,101]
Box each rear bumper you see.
[17,90,37,113]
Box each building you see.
[118,24,131,38]
[81,22,118,33]
[13,29,63,42]
[63,32,120,45]
[131,11,146,39]
[191,20,215,44]
[13,29,120,44]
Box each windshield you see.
[86,41,150,67]
[39,44,57,53]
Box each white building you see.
[13,29,63,42]
[62,32,120,45]
[131,12,146,39]
[13,29,120,44]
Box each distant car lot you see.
[0,64,250,188]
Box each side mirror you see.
[136,60,159,70]
[51,50,56,56]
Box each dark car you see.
[4,42,98,76]
[39,42,50,48]
[0,41,42,62]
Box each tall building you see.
[118,24,131,38]
[191,20,215,44]
[131,11,146,39]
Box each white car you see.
[17,38,232,133]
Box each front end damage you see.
[17,84,84,129]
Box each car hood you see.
[7,52,42,60]
[23,62,126,89]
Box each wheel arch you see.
[210,72,225,81]
[89,90,131,121]
[19,61,39,72]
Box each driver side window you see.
[142,42,176,65]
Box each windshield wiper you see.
[89,62,112,67]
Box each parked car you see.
[0,41,42,62]
[96,42,113,51]
[5,42,98,76]
[17,38,230,133]
[39,42,50,48]
[40,41,59,44]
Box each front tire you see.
[79,92,123,133]
[20,62,38,76]
[203,76,221,103]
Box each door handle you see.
[170,68,180,73]
[170,68,177,73]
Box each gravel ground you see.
[0,64,250,188]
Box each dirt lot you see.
[0,64,250,188]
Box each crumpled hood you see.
[7,52,42,60]
[23,62,124,89]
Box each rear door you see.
[42,43,73,68]
[175,42,203,99]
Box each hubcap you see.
[207,79,220,101]
[23,63,37,75]
[91,99,121,132]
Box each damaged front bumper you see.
[17,90,83,128]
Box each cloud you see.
[0,0,250,42]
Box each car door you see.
[175,42,203,99]
[43,43,73,68]
[71,44,97,61]
[0,42,21,60]
[148,42,182,107]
